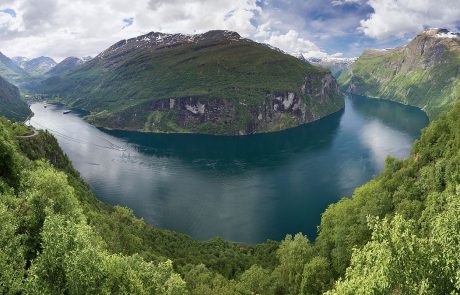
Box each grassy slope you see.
[47,40,324,111]
[338,37,460,119]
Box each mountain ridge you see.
[12,56,57,76]
[45,56,85,77]
[38,29,344,135]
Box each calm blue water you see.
[29,95,428,243]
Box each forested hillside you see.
[339,29,459,119]
[0,100,459,293]
[0,75,31,121]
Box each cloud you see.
[265,30,321,54]
[0,0,262,60]
[0,8,16,17]
[331,0,364,6]
[0,0,360,60]
[122,17,134,29]
[360,0,460,39]
[264,29,342,58]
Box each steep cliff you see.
[40,30,343,135]
[87,71,342,135]
[338,28,459,119]
[0,75,31,121]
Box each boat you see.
[63,110,72,114]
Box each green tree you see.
[237,265,276,295]
[0,203,26,294]
[300,256,333,295]
[274,234,314,294]
[328,190,460,295]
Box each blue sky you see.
[0,0,459,60]
[253,0,460,57]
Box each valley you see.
[0,12,459,293]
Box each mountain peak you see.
[98,30,243,60]
[421,28,459,39]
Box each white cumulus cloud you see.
[360,0,460,39]
[0,0,262,60]
[265,29,341,59]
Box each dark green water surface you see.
[30,95,428,243]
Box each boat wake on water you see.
[31,121,127,152]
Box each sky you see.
[0,0,459,61]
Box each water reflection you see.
[29,95,428,243]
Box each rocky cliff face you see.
[88,72,343,135]
[339,28,459,119]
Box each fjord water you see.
[29,95,428,243]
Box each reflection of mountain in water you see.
[349,94,429,136]
[104,109,344,167]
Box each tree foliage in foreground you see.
[0,101,459,294]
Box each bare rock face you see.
[90,71,343,135]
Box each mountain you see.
[338,28,460,119]
[45,56,84,77]
[11,56,30,68]
[307,56,356,78]
[13,56,57,76]
[81,56,93,62]
[0,75,31,121]
[38,30,344,135]
[0,52,30,84]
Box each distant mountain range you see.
[38,30,344,135]
[12,56,57,76]
[306,57,356,78]
[0,52,29,85]
[45,57,86,77]
[0,53,91,88]
[338,28,459,119]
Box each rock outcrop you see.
[88,72,343,135]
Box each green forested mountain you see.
[0,52,30,85]
[13,56,57,77]
[38,30,344,135]
[44,56,84,77]
[338,28,460,119]
[1,98,459,293]
[0,75,31,121]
